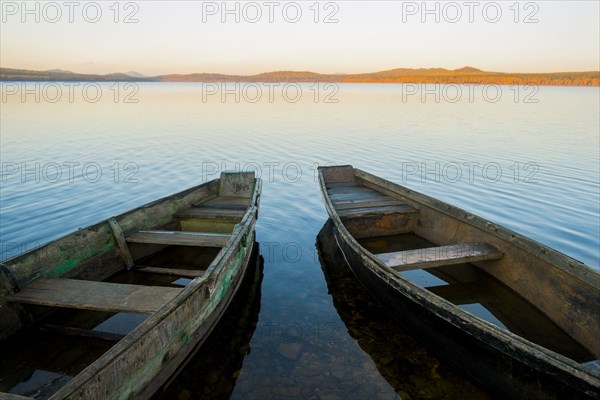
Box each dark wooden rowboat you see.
[0,171,261,400]
[318,165,600,400]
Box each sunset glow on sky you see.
[1,1,598,75]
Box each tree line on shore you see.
[1,67,598,86]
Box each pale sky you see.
[1,1,598,75]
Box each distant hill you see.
[0,68,157,82]
[124,71,147,78]
[46,69,74,74]
[159,67,598,86]
[1,67,598,86]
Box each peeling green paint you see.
[48,258,78,278]
[46,241,113,278]
[109,310,198,400]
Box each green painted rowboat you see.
[0,171,261,399]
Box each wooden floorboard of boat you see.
[328,191,388,202]
[134,266,204,278]
[338,204,418,218]
[7,278,182,314]
[331,193,396,205]
[333,198,406,210]
[325,182,363,189]
[175,207,245,219]
[377,242,503,271]
[126,231,231,247]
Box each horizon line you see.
[2,66,600,78]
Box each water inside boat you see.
[359,233,595,363]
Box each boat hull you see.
[318,165,600,400]
[330,221,599,399]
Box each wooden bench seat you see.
[376,242,503,271]
[126,231,230,247]
[328,183,418,218]
[334,198,407,210]
[338,204,417,218]
[7,278,182,314]
[175,207,245,219]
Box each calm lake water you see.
[1,83,599,398]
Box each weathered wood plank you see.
[218,171,255,197]
[134,266,204,278]
[0,393,35,400]
[0,264,20,295]
[334,198,406,210]
[338,204,418,218]
[329,191,388,202]
[377,243,503,271]
[327,186,374,195]
[37,323,126,342]
[108,218,134,269]
[7,279,182,314]
[192,194,217,206]
[325,182,362,189]
[180,219,238,235]
[204,196,251,206]
[126,231,230,247]
[175,207,245,219]
[320,164,355,183]
[332,194,396,206]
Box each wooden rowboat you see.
[318,165,600,400]
[0,171,261,399]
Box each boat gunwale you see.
[317,166,600,385]
[46,177,261,398]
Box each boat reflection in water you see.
[316,221,489,399]
[157,245,264,400]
